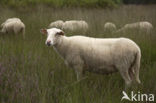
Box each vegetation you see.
[0,0,156,8]
[123,0,156,4]
[0,0,121,8]
[0,5,156,103]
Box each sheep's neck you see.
[53,36,69,59]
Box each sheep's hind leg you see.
[118,65,132,89]
[128,67,137,84]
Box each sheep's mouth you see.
[47,43,51,46]
[46,41,52,46]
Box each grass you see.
[0,5,156,103]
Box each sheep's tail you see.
[132,50,141,84]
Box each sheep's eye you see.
[56,31,64,36]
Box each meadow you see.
[0,5,156,103]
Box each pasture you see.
[0,5,156,103]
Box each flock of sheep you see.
[0,17,154,88]
[0,17,153,37]
[104,21,153,34]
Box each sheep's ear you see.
[57,31,64,36]
[40,29,47,35]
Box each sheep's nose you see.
[46,40,51,46]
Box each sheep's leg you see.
[67,55,84,80]
[118,66,132,88]
[14,29,18,35]
[128,68,135,83]
[74,65,84,80]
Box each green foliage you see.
[0,0,122,7]
[0,0,155,7]
[123,0,156,4]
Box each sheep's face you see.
[40,28,64,46]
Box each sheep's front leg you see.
[66,55,85,80]
[74,65,84,80]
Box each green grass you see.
[0,5,156,103]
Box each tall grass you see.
[0,5,156,103]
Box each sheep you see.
[3,17,21,23]
[1,18,25,38]
[62,20,88,34]
[40,28,141,87]
[1,18,21,28]
[116,21,153,34]
[104,22,117,33]
[48,20,64,29]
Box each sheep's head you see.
[40,28,64,46]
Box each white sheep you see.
[40,28,141,87]
[48,20,64,29]
[4,17,21,23]
[62,20,88,33]
[1,18,21,28]
[104,22,117,32]
[1,18,25,38]
[117,21,153,34]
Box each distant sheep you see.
[1,17,21,27]
[41,28,141,87]
[1,18,25,38]
[117,21,153,34]
[62,20,88,33]
[4,17,21,23]
[104,22,117,32]
[49,20,64,29]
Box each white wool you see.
[1,18,25,38]
[62,20,88,33]
[42,28,141,87]
[104,22,116,32]
[48,20,64,29]
[1,18,21,27]
[117,21,153,34]
[4,18,21,23]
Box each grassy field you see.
[0,5,156,103]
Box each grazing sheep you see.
[104,22,117,33]
[1,18,25,38]
[48,20,64,29]
[62,20,88,33]
[41,28,141,87]
[3,17,21,23]
[1,18,21,28]
[116,21,153,34]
